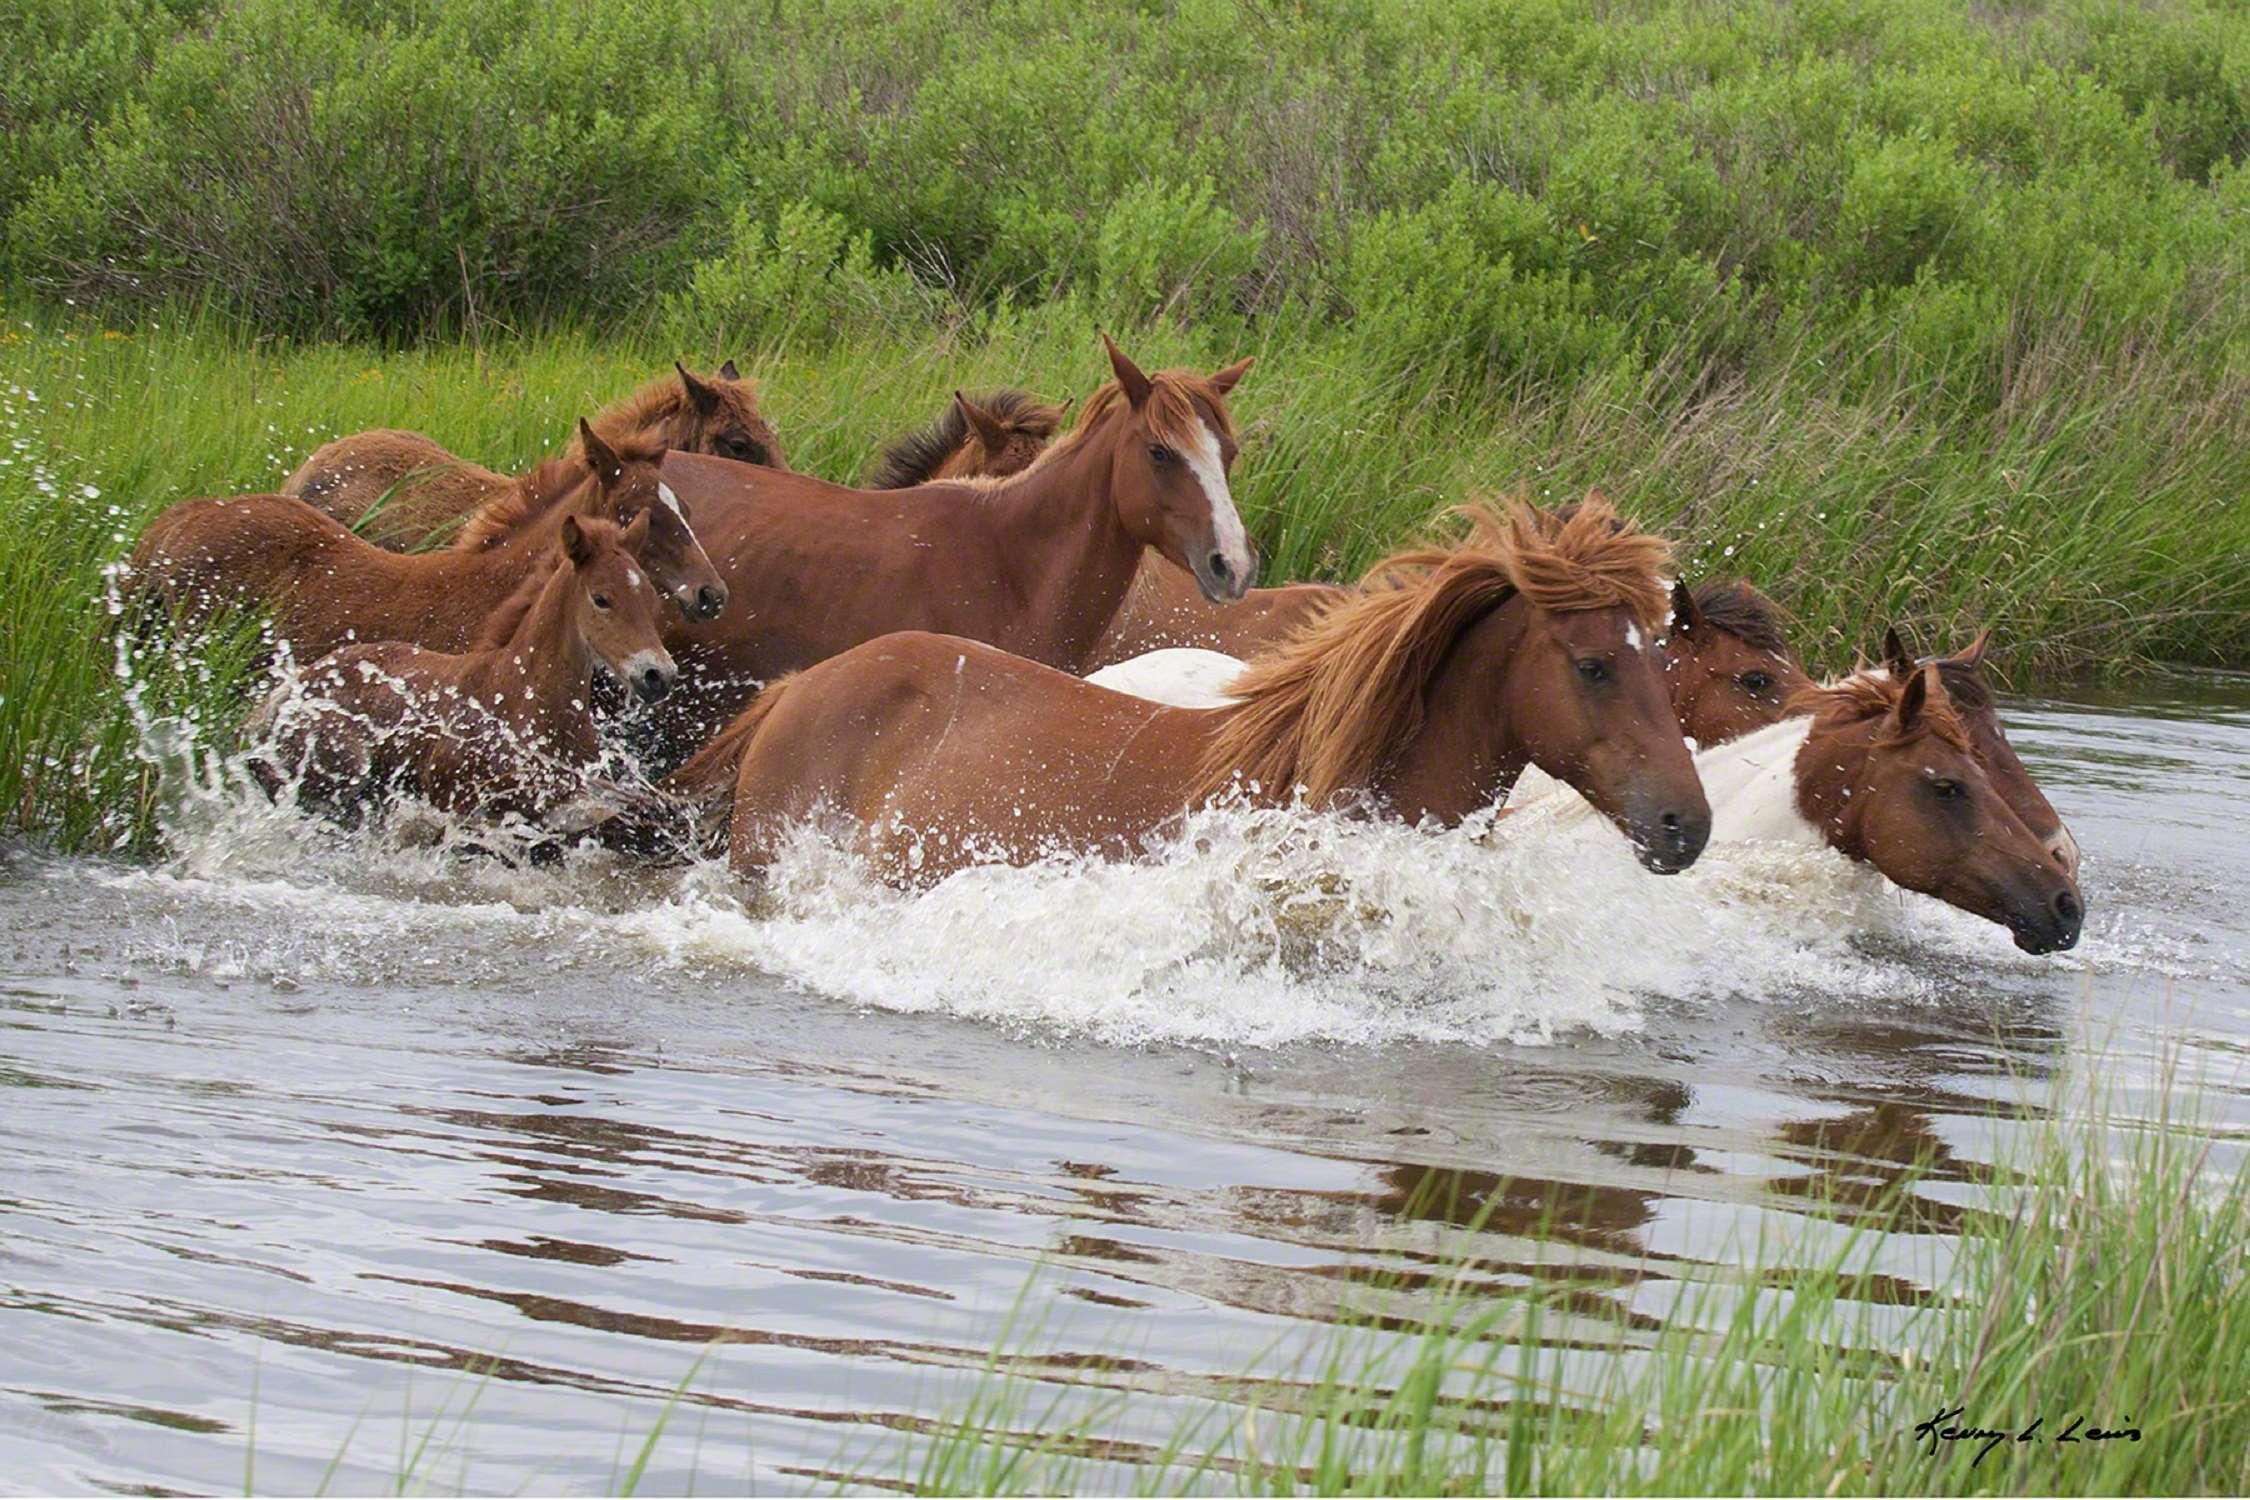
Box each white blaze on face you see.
[1625,621,1644,653]
[1181,416,1254,589]
[656,481,686,519]
[625,567,643,589]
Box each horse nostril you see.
[2055,890,2082,923]
[696,585,725,618]
[1208,552,1230,582]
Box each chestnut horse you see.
[1085,564,1343,670]
[250,513,677,823]
[645,336,1259,750]
[284,362,785,551]
[1880,626,2078,876]
[862,374,1338,671]
[130,423,725,662]
[1511,665,2084,953]
[666,498,1710,886]
[863,390,1070,489]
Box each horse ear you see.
[676,361,721,417]
[1893,662,1939,732]
[955,390,1006,453]
[579,419,624,487]
[560,514,593,567]
[1102,333,1152,408]
[1208,355,1254,395]
[621,508,651,551]
[1883,626,1916,680]
[1669,579,1701,637]
[1951,628,1992,672]
[718,358,741,382]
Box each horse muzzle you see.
[625,652,678,704]
[1190,541,1257,606]
[2008,885,2084,954]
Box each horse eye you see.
[592,594,612,611]
[1740,671,1773,694]
[1148,444,1178,465]
[1930,777,1964,800]
[1575,658,1609,684]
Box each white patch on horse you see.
[1182,416,1253,588]
[625,568,643,588]
[656,482,686,518]
[1625,622,1644,652]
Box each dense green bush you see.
[3,0,2245,417]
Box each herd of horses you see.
[124,335,2087,959]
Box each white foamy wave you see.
[120,685,2101,1048]
[595,795,2061,1047]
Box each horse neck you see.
[472,562,595,735]
[1370,601,1530,825]
[1787,717,1874,852]
[975,430,1143,664]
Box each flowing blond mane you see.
[1790,670,1974,752]
[454,428,668,554]
[1196,495,1671,805]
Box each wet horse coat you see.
[666,498,1711,886]
[644,338,1260,751]
[129,424,724,662]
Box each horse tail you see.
[595,679,797,859]
[665,680,796,809]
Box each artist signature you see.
[1911,1406,2144,1465]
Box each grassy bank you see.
[3,306,2248,848]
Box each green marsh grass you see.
[2,306,2246,849]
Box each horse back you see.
[726,631,1204,881]
[285,429,512,550]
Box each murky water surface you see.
[1,675,2245,1493]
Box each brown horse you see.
[1660,579,1815,747]
[863,377,1337,671]
[647,336,1259,749]
[667,497,1710,886]
[284,361,786,551]
[1785,667,2083,952]
[1882,626,2078,876]
[250,514,676,822]
[130,423,725,662]
[863,389,1071,489]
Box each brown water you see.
[1,675,2245,1493]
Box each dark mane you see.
[1691,578,1797,660]
[864,390,1064,490]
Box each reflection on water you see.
[0,675,2246,1493]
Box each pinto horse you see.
[1101,559,2081,880]
[863,389,1071,489]
[665,497,1710,886]
[130,423,725,663]
[284,362,785,552]
[645,336,1259,750]
[249,513,676,823]
[1511,664,2084,953]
